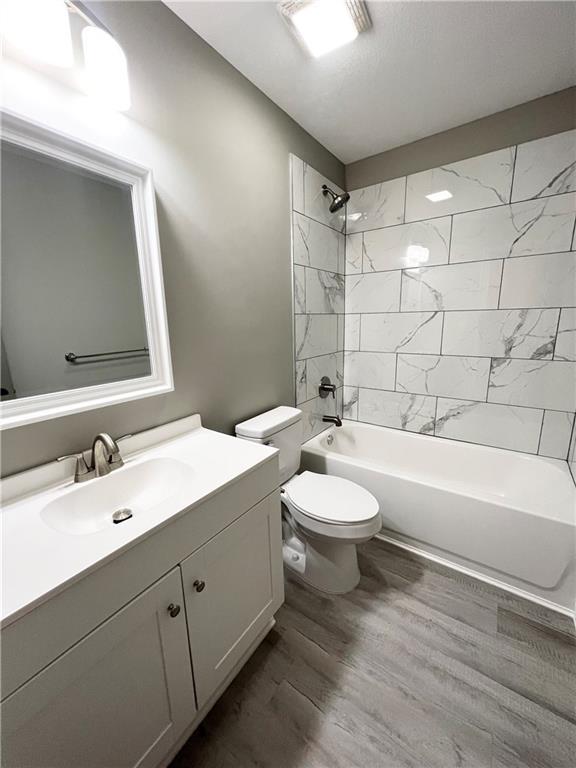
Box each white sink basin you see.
[41,458,191,535]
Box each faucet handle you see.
[57,453,92,482]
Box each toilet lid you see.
[283,471,379,525]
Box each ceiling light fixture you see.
[81,25,131,111]
[278,0,371,58]
[425,190,453,202]
[2,0,73,67]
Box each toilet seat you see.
[282,471,379,527]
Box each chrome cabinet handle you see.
[193,580,206,593]
[167,603,181,618]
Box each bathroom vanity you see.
[0,415,283,768]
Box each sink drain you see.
[112,508,133,524]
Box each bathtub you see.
[301,420,576,613]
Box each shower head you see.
[322,184,350,213]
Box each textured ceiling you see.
[166,1,576,163]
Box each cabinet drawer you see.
[1,568,195,768]
[181,491,283,707]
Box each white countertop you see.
[1,416,277,627]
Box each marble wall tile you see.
[363,217,451,272]
[290,154,305,214]
[405,147,515,222]
[343,351,396,390]
[358,388,436,434]
[512,130,576,202]
[346,177,406,234]
[337,314,345,350]
[305,268,344,314]
[361,312,442,353]
[295,360,307,405]
[499,251,576,309]
[434,398,543,453]
[342,386,359,420]
[292,212,344,272]
[488,359,576,412]
[450,194,576,263]
[554,308,576,361]
[538,410,575,460]
[345,233,363,274]
[344,314,360,351]
[396,354,490,401]
[295,314,338,360]
[303,164,346,232]
[306,352,343,400]
[401,260,503,311]
[442,309,559,360]
[300,388,343,442]
[569,424,576,483]
[346,271,401,314]
[293,265,306,313]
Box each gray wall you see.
[346,87,576,190]
[1,1,343,476]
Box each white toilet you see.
[235,406,381,594]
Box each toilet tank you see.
[235,406,302,484]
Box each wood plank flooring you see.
[170,539,576,768]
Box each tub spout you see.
[323,415,342,427]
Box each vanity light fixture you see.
[425,190,453,202]
[2,0,73,67]
[278,0,371,58]
[81,26,131,111]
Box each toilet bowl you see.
[235,406,380,594]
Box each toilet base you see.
[283,533,361,595]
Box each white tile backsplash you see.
[499,251,576,309]
[342,386,359,420]
[401,260,503,311]
[488,359,576,412]
[346,177,406,233]
[290,155,305,214]
[358,388,436,434]
[293,265,306,313]
[293,211,343,272]
[512,130,576,202]
[450,193,576,263]
[361,312,442,354]
[396,354,490,401]
[405,147,515,222]
[363,217,451,272]
[538,410,575,460]
[434,398,543,453]
[295,314,338,360]
[441,309,559,360]
[344,351,396,390]
[346,271,401,314]
[305,269,344,314]
[554,308,576,361]
[344,314,360,351]
[345,233,363,274]
[295,360,307,405]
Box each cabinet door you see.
[181,491,283,707]
[1,568,196,768]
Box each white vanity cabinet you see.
[181,492,284,707]
[0,568,196,768]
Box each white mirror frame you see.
[0,111,174,430]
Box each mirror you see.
[0,112,173,429]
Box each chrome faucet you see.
[58,432,125,483]
[90,433,124,477]
[322,415,342,427]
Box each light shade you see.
[290,0,358,58]
[425,190,453,203]
[2,0,73,67]
[82,26,131,111]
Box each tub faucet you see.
[322,415,342,427]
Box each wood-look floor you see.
[170,539,576,768]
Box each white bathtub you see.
[301,420,576,613]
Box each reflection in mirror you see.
[1,141,151,401]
